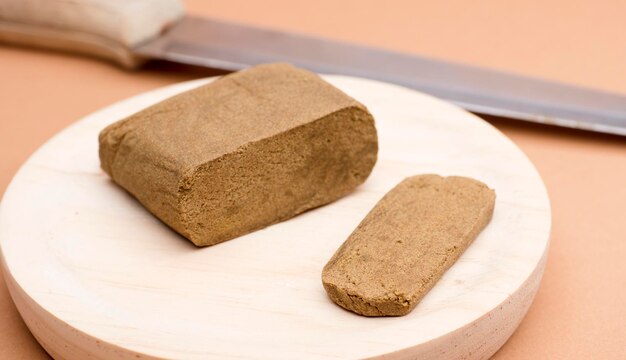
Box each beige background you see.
[1,0,625,358]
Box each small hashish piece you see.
[322,174,495,316]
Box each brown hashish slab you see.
[99,63,378,246]
[322,174,495,316]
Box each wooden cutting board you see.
[0,75,551,360]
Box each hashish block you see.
[99,63,378,246]
[322,175,495,316]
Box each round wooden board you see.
[0,76,551,360]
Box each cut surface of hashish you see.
[322,175,495,316]
[99,63,378,246]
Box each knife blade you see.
[1,0,625,136]
[135,16,626,136]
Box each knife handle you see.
[0,0,185,68]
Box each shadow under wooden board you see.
[0,75,551,359]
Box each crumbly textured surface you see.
[322,175,495,316]
[99,63,378,246]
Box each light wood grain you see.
[0,76,551,359]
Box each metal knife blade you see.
[136,16,626,136]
